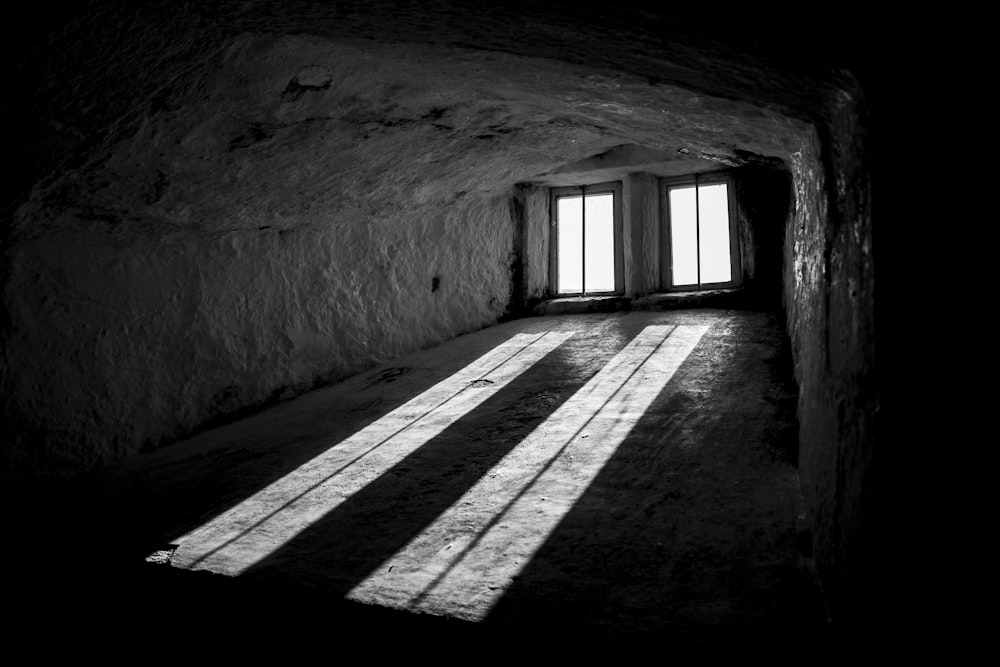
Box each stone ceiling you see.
[3,0,862,237]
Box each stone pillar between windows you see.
[623,172,660,297]
[521,185,550,305]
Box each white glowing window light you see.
[169,330,576,575]
[667,179,735,288]
[347,324,708,621]
[555,186,619,295]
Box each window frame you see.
[659,171,741,291]
[548,181,624,297]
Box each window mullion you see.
[581,184,587,296]
[694,174,701,289]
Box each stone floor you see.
[6,309,831,661]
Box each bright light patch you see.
[584,193,615,293]
[698,183,731,284]
[557,196,583,294]
[347,324,708,621]
[669,182,732,287]
[669,186,698,286]
[557,192,615,294]
[169,330,576,575]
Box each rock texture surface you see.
[783,91,874,634]
[1,0,875,649]
[2,7,817,482]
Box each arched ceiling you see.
[4,0,862,236]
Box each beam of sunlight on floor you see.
[346,324,708,621]
[169,330,577,575]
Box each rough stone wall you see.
[3,196,512,480]
[784,82,875,636]
[3,32,555,483]
[622,173,660,296]
[521,187,551,305]
[735,164,793,302]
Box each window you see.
[549,182,623,296]
[661,173,740,290]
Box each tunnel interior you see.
[1,0,876,658]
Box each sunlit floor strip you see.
[170,329,576,575]
[346,324,708,621]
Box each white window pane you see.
[669,186,698,286]
[584,193,615,292]
[557,196,583,294]
[698,183,731,284]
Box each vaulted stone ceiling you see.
[3,0,860,232]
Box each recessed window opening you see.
[662,173,740,290]
[550,182,623,296]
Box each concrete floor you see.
[7,309,831,660]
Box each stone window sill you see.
[533,288,745,315]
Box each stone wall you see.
[784,83,874,637]
[3,198,513,481]
[519,186,551,311]
[734,164,794,302]
[2,32,545,483]
[623,173,660,296]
